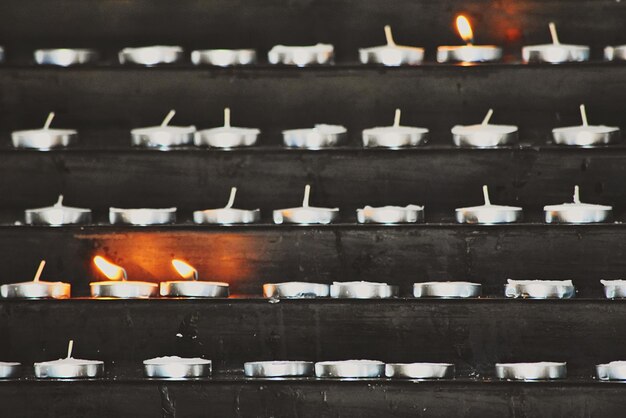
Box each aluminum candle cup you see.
[315,360,385,378]
[90,281,158,298]
[244,361,314,377]
[1,281,70,299]
[544,186,612,224]
[437,15,501,63]
[35,358,104,379]
[160,281,229,298]
[596,361,626,381]
[144,357,212,378]
[263,282,330,298]
[193,187,260,224]
[522,23,589,64]
[0,362,20,379]
[0,46,4,63]
[118,45,183,66]
[385,363,455,379]
[552,105,620,146]
[456,185,522,224]
[12,112,77,150]
[273,185,339,225]
[34,48,99,66]
[282,124,347,149]
[109,207,176,225]
[362,109,428,148]
[131,110,195,148]
[495,362,566,380]
[25,195,91,226]
[600,280,626,299]
[413,282,481,298]
[359,25,424,66]
[330,281,398,299]
[452,109,518,147]
[605,45,626,61]
[356,205,424,224]
[191,49,257,66]
[505,279,575,299]
[268,43,334,66]
[195,108,260,148]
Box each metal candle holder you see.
[523,23,589,63]
[109,207,176,225]
[268,43,334,66]
[195,108,260,148]
[437,15,502,63]
[191,48,257,66]
[118,45,184,66]
[131,110,196,148]
[25,195,91,226]
[413,282,481,298]
[263,282,330,298]
[359,25,424,66]
[193,187,260,224]
[90,256,158,299]
[495,362,566,380]
[0,362,20,379]
[282,124,347,149]
[315,360,385,378]
[544,186,612,224]
[356,204,424,224]
[362,109,428,148]
[600,280,626,299]
[330,281,398,299]
[505,279,575,299]
[596,361,626,381]
[244,361,314,377]
[552,105,620,146]
[452,109,518,147]
[385,363,455,379]
[34,340,104,379]
[0,260,71,299]
[12,112,78,150]
[144,356,212,378]
[160,259,229,298]
[455,185,522,224]
[273,185,339,225]
[34,48,100,66]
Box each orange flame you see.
[456,15,474,44]
[93,256,126,281]
[172,259,197,280]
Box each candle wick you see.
[224,107,231,128]
[579,104,588,127]
[573,185,581,204]
[481,109,494,126]
[161,109,176,127]
[302,184,311,208]
[384,25,396,46]
[32,260,46,283]
[66,340,74,359]
[43,112,55,130]
[192,269,199,281]
[121,268,128,281]
[482,185,491,206]
[393,108,401,127]
[549,22,560,45]
[225,187,237,209]
[55,195,64,207]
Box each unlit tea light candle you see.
[359,25,424,66]
[437,15,502,63]
[34,48,99,66]
[25,195,91,226]
[118,45,183,66]
[505,279,575,299]
[144,356,212,378]
[455,185,522,224]
[90,256,158,298]
[0,362,20,379]
[109,207,176,225]
[544,186,612,223]
[34,340,104,379]
[356,204,424,224]
[0,260,70,299]
[523,23,589,63]
[131,110,196,148]
[597,361,626,381]
[601,280,626,299]
[452,109,518,147]
[362,109,428,148]
[12,112,77,149]
[273,184,339,224]
[552,105,620,146]
[195,108,260,148]
[160,259,229,298]
[191,48,257,67]
[194,187,260,224]
[263,282,330,298]
[496,362,566,380]
[283,124,347,149]
[268,43,334,66]
[330,281,398,299]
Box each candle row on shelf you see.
[12,106,619,150]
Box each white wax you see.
[37,357,103,366]
[333,281,388,286]
[269,43,333,55]
[268,43,334,66]
[552,125,618,145]
[273,206,339,224]
[119,46,182,65]
[317,360,384,366]
[456,203,521,212]
[144,356,211,365]
[360,205,423,212]
[0,361,20,366]
[601,280,626,286]
[452,124,517,136]
[13,128,76,138]
[416,281,479,286]
[522,44,589,63]
[543,202,612,212]
[132,125,195,136]
[363,126,427,136]
[437,45,502,62]
[359,45,424,66]
[497,362,565,367]
[507,279,573,286]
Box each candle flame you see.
[172,259,197,280]
[456,15,474,44]
[94,256,126,281]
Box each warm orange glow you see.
[172,259,197,280]
[93,256,126,281]
[456,15,474,44]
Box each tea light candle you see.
[452,109,518,147]
[273,184,339,224]
[34,340,104,379]
[191,48,257,66]
[268,43,334,66]
[455,185,522,224]
[359,25,424,66]
[34,48,99,66]
[505,279,575,299]
[437,15,502,63]
[362,109,428,148]
[1,260,71,299]
[12,112,78,150]
[118,45,183,66]
[245,361,314,377]
[356,204,424,224]
[195,108,260,148]
[282,124,347,149]
[194,187,261,224]
[330,281,398,299]
[160,259,229,298]
[25,195,92,226]
[131,110,196,148]
[552,105,620,146]
[604,45,626,61]
[413,281,481,298]
[522,23,589,64]
[385,363,455,379]
[544,186,612,223]
[90,256,158,298]
[315,360,385,378]
[109,207,177,225]
[263,282,330,298]
[596,361,626,381]
[601,280,626,299]
[0,362,20,379]
[496,362,566,380]
[144,356,212,378]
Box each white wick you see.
[224,107,231,128]
[161,110,176,127]
[549,22,560,45]
[482,185,491,205]
[481,109,494,126]
[32,260,46,283]
[302,184,311,208]
[43,112,55,130]
[384,25,396,46]
[225,187,237,209]
[54,195,64,207]
[66,340,74,359]
[579,104,588,127]
[121,267,128,281]
[393,108,401,127]
[573,185,581,204]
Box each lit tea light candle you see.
[273,184,339,224]
[1,260,70,299]
[118,45,184,66]
[413,281,481,298]
[552,105,620,146]
[34,48,100,67]
[0,361,20,379]
[437,15,502,63]
[544,186,612,223]
[362,109,428,148]
[144,356,212,378]
[455,185,522,224]
[245,361,314,377]
[109,207,176,225]
[282,124,347,149]
[191,48,257,66]
[263,282,330,298]
[90,256,158,298]
[386,363,455,379]
[523,23,589,63]
[330,281,398,299]
[596,361,626,381]
[131,110,196,148]
[12,112,78,150]
[356,204,424,224]
[25,195,91,226]
[505,279,575,299]
[359,25,424,66]
[496,362,566,380]
[601,280,626,299]
[34,340,104,379]
[160,259,229,298]
[268,43,334,66]
[315,360,385,378]
[194,187,260,224]
[195,107,260,148]
[452,109,518,147]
